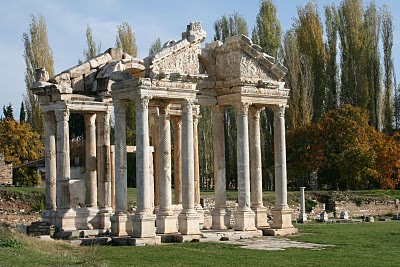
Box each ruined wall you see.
[0,154,12,185]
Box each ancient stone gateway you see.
[32,22,297,242]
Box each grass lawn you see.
[1,221,400,266]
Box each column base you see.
[298,213,308,223]
[131,213,156,238]
[99,207,113,229]
[178,210,200,235]
[74,208,90,230]
[211,208,228,230]
[270,207,294,229]
[54,209,77,232]
[41,209,55,225]
[86,207,101,229]
[234,209,257,231]
[156,212,178,234]
[195,204,204,230]
[111,212,133,236]
[251,206,270,229]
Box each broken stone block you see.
[94,53,112,67]
[107,48,123,60]
[89,58,99,69]
[122,53,133,60]
[84,69,97,92]
[35,68,49,82]
[97,61,124,79]
[51,72,71,85]
[71,75,84,92]
[110,71,132,82]
[340,210,349,220]
[68,63,91,79]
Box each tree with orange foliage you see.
[287,104,400,190]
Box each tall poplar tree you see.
[381,5,394,133]
[148,37,162,56]
[324,4,340,110]
[116,22,137,57]
[338,0,368,109]
[23,14,54,136]
[363,2,382,130]
[251,0,282,61]
[83,24,101,61]
[295,2,326,121]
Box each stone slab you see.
[263,228,298,236]
[54,229,108,239]
[159,233,201,243]
[111,236,161,246]
[200,229,262,242]
[78,237,112,246]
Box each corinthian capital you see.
[136,96,151,110]
[55,109,70,122]
[273,104,286,118]
[249,107,264,121]
[235,102,251,116]
[114,101,128,116]
[182,99,194,113]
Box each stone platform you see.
[72,229,264,246]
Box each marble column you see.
[178,99,200,235]
[54,108,75,231]
[171,116,182,205]
[42,111,56,224]
[234,102,256,231]
[97,109,112,229]
[150,111,160,209]
[211,105,229,230]
[111,101,132,236]
[132,95,156,238]
[271,104,294,229]
[299,187,307,223]
[84,113,97,208]
[84,113,99,229]
[193,106,204,229]
[156,103,177,234]
[249,107,269,228]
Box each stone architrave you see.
[156,103,177,234]
[249,107,269,228]
[270,105,294,230]
[97,109,112,229]
[178,99,200,235]
[132,95,156,238]
[171,116,182,205]
[193,106,204,228]
[54,108,76,231]
[211,105,229,230]
[234,102,256,231]
[42,111,56,224]
[111,101,132,236]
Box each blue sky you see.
[0,0,399,115]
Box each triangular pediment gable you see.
[145,22,206,79]
[214,35,287,84]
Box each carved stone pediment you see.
[214,35,288,84]
[145,22,206,80]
